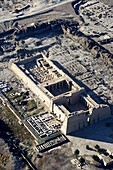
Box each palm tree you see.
[74,149,80,159]
[79,157,85,169]
[95,145,100,150]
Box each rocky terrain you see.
[0,0,74,28]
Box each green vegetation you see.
[79,157,85,166]
[0,99,34,142]
[0,153,9,166]
[8,102,23,120]
[44,131,61,142]
[27,153,32,160]
[24,120,61,144]
[97,148,102,154]
[0,98,34,164]
[6,89,17,96]
[5,89,38,118]
[95,145,100,150]
[14,93,26,102]
[94,144,103,154]
[24,121,41,142]
[86,145,90,150]
[6,91,27,108]
[92,155,100,162]
[26,100,37,112]
[74,149,79,159]
[32,107,44,115]
[15,9,20,13]
[0,104,3,115]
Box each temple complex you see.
[10,53,111,134]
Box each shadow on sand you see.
[69,117,113,144]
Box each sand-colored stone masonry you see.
[10,53,111,135]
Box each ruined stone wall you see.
[62,26,113,66]
[65,104,111,134]
[10,56,111,135]
[42,52,65,77]
[66,112,88,134]
[10,63,52,109]
[61,116,68,135]
[17,53,42,65]
[54,89,84,106]
[90,105,111,124]
[54,104,66,121]
[42,53,84,91]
